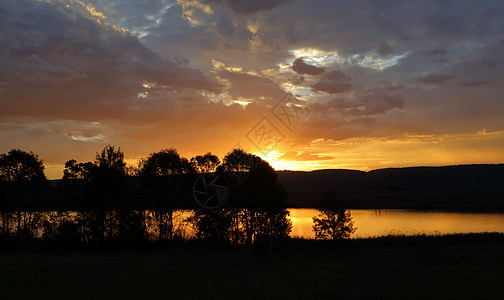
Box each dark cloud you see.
[422,48,449,57]
[416,73,452,85]
[0,0,221,122]
[311,71,352,94]
[326,98,361,109]
[309,89,403,118]
[459,79,492,88]
[377,41,393,56]
[292,58,325,75]
[207,0,293,15]
[292,76,305,86]
[216,17,235,36]
[347,94,404,116]
[477,59,499,69]
[217,69,284,100]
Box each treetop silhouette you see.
[0,149,46,182]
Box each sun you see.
[268,159,300,171]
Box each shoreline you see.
[1,233,503,298]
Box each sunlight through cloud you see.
[287,48,408,71]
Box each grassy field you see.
[1,234,503,299]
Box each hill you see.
[277,164,504,210]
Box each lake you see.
[289,209,504,238]
[2,209,503,241]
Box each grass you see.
[0,234,503,299]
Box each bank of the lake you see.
[1,233,503,299]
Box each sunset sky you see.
[1,0,503,179]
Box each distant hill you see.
[277,164,504,210]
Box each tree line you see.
[0,145,286,210]
[0,209,293,246]
[0,146,356,243]
[0,146,294,245]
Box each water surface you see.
[289,209,504,238]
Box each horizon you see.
[41,157,504,180]
[2,0,504,180]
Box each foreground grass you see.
[1,234,503,299]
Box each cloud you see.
[347,94,404,116]
[311,70,352,94]
[0,0,222,123]
[477,59,499,69]
[459,79,492,88]
[207,0,293,15]
[416,73,452,85]
[422,48,449,58]
[308,87,404,119]
[217,69,285,100]
[215,16,235,36]
[292,58,325,75]
[2,0,504,177]
[279,151,334,161]
[377,41,393,56]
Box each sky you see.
[1,0,503,179]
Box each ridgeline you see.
[278,164,504,210]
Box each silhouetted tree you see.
[190,152,220,173]
[313,191,356,240]
[313,209,356,240]
[125,165,140,176]
[138,148,195,209]
[0,150,47,218]
[108,210,146,242]
[253,209,292,243]
[186,208,292,245]
[42,212,81,243]
[0,210,42,239]
[63,159,96,180]
[0,149,46,182]
[187,209,233,242]
[217,149,287,208]
[140,148,194,176]
[41,210,146,243]
[95,145,127,177]
[85,145,132,209]
[217,148,259,173]
[58,160,96,209]
[145,210,175,240]
[237,208,292,245]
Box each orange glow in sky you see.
[1,0,503,179]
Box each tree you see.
[252,209,292,243]
[0,149,46,182]
[186,209,233,242]
[0,150,46,234]
[237,208,292,245]
[186,208,292,245]
[62,159,96,180]
[217,149,286,208]
[140,148,194,176]
[312,209,356,240]
[312,191,356,240]
[95,145,127,177]
[82,145,131,209]
[190,152,220,173]
[139,148,194,209]
[217,148,260,173]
